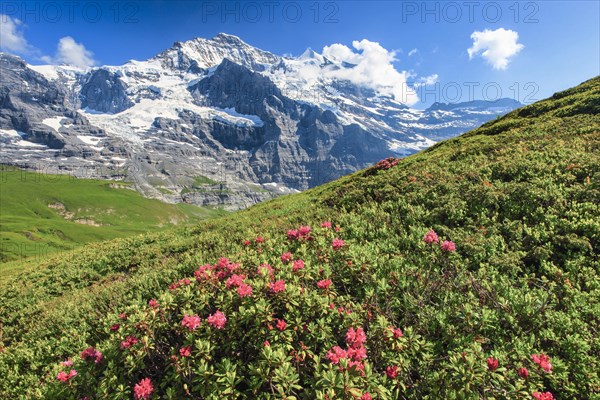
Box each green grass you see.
[0,169,227,268]
[193,175,219,186]
[0,77,598,399]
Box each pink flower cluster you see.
[374,157,401,170]
[532,353,552,372]
[487,357,499,371]
[532,392,555,400]
[56,369,77,383]
[194,258,241,283]
[292,259,305,272]
[148,299,159,308]
[207,310,227,329]
[80,346,103,364]
[287,225,312,241]
[317,279,332,289]
[270,280,286,293]
[181,314,201,331]
[332,238,345,251]
[280,252,292,264]
[388,326,403,339]
[133,378,154,400]
[326,327,367,371]
[169,278,191,290]
[321,221,332,229]
[423,230,456,252]
[179,346,192,357]
[120,335,139,350]
[276,319,287,331]
[386,365,399,379]
[423,230,439,244]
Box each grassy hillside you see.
[0,77,598,399]
[0,169,227,269]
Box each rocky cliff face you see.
[0,34,521,210]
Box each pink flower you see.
[118,312,128,320]
[390,327,403,338]
[487,357,499,371]
[263,340,270,347]
[81,347,103,363]
[287,229,299,240]
[270,280,286,293]
[181,314,201,331]
[133,378,154,400]
[276,319,287,331]
[321,221,332,229]
[255,236,264,243]
[61,359,73,367]
[298,225,311,237]
[237,283,253,298]
[179,346,192,357]
[532,353,552,372]
[423,230,439,244]
[148,299,159,308]
[347,346,367,361]
[280,252,292,263]
[441,240,456,252]
[120,336,139,350]
[292,259,305,272]
[386,365,399,379]
[56,369,77,383]
[207,310,227,329]
[226,274,245,288]
[518,367,529,378]
[361,393,373,400]
[532,392,554,400]
[326,346,348,364]
[332,238,345,251]
[317,279,332,289]
[346,327,366,347]
[110,323,120,331]
[243,239,251,246]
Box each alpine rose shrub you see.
[41,223,582,399]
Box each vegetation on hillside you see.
[0,77,598,399]
[0,169,227,269]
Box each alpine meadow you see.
[0,76,598,399]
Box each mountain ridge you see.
[0,34,521,209]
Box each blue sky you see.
[1,0,598,108]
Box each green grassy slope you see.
[0,169,227,267]
[0,77,598,399]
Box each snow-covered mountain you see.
[0,33,521,209]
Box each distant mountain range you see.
[0,33,521,209]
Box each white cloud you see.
[0,14,34,54]
[320,39,419,105]
[47,36,96,68]
[415,74,439,87]
[467,28,524,70]
[408,48,418,57]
